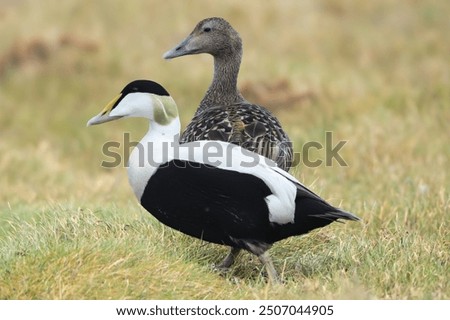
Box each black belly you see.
[140,160,275,247]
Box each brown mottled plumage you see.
[164,17,293,171]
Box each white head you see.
[87,80,178,127]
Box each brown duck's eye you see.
[203,27,211,32]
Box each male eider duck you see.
[87,80,359,283]
[164,17,293,171]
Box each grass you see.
[0,0,449,299]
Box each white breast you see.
[127,133,175,200]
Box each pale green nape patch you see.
[152,95,179,125]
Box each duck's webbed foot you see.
[258,251,281,284]
[214,247,241,271]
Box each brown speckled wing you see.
[180,103,293,171]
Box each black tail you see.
[296,181,360,220]
[311,208,360,222]
[272,184,361,240]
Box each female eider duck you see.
[164,17,293,171]
[87,80,359,283]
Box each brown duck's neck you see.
[199,52,245,111]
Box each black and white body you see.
[87,80,359,283]
[163,17,293,172]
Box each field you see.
[0,0,448,299]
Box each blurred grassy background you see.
[0,0,448,299]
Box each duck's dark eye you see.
[203,27,211,33]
